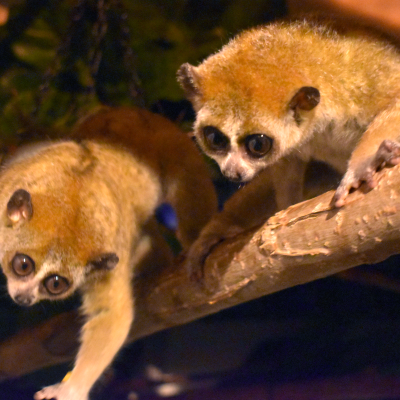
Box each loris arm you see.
[34,264,134,400]
[334,99,400,207]
[184,157,334,281]
[184,168,279,281]
[271,155,307,210]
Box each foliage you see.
[0,0,285,146]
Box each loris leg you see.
[34,264,134,400]
[270,155,307,210]
[334,101,400,207]
[184,155,309,282]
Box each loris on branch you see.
[178,18,400,278]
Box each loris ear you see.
[87,253,119,272]
[7,189,33,224]
[288,86,320,111]
[177,63,202,105]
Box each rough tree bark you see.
[1,164,400,380]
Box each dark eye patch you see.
[244,134,273,158]
[202,126,230,152]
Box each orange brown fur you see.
[0,107,217,400]
[178,19,400,208]
[178,18,400,279]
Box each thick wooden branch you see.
[2,165,400,379]
[138,165,400,334]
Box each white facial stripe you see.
[36,259,62,281]
[219,153,258,182]
[221,115,242,141]
[220,153,242,171]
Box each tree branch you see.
[2,164,400,379]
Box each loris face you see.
[0,188,119,307]
[2,250,93,306]
[192,109,278,182]
[177,63,320,182]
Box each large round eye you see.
[43,275,70,295]
[12,254,35,276]
[245,134,273,158]
[202,126,229,152]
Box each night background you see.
[1,0,400,399]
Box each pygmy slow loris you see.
[177,18,400,278]
[0,107,217,400]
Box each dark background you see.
[1,1,400,399]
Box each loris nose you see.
[230,171,243,182]
[221,157,248,182]
[223,168,243,182]
[14,294,34,307]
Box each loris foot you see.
[34,382,88,400]
[334,139,400,207]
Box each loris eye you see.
[12,254,35,276]
[202,126,229,152]
[245,134,273,158]
[43,275,70,295]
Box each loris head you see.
[177,28,321,182]
[0,147,120,307]
[0,188,119,307]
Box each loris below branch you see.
[0,107,217,400]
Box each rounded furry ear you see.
[88,253,119,271]
[177,63,202,102]
[7,189,33,223]
[288,86,320,111]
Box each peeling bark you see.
[1,165,400,380]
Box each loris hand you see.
[34,382,88,400]
[184,231,225,282]
[334,139,400,207]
